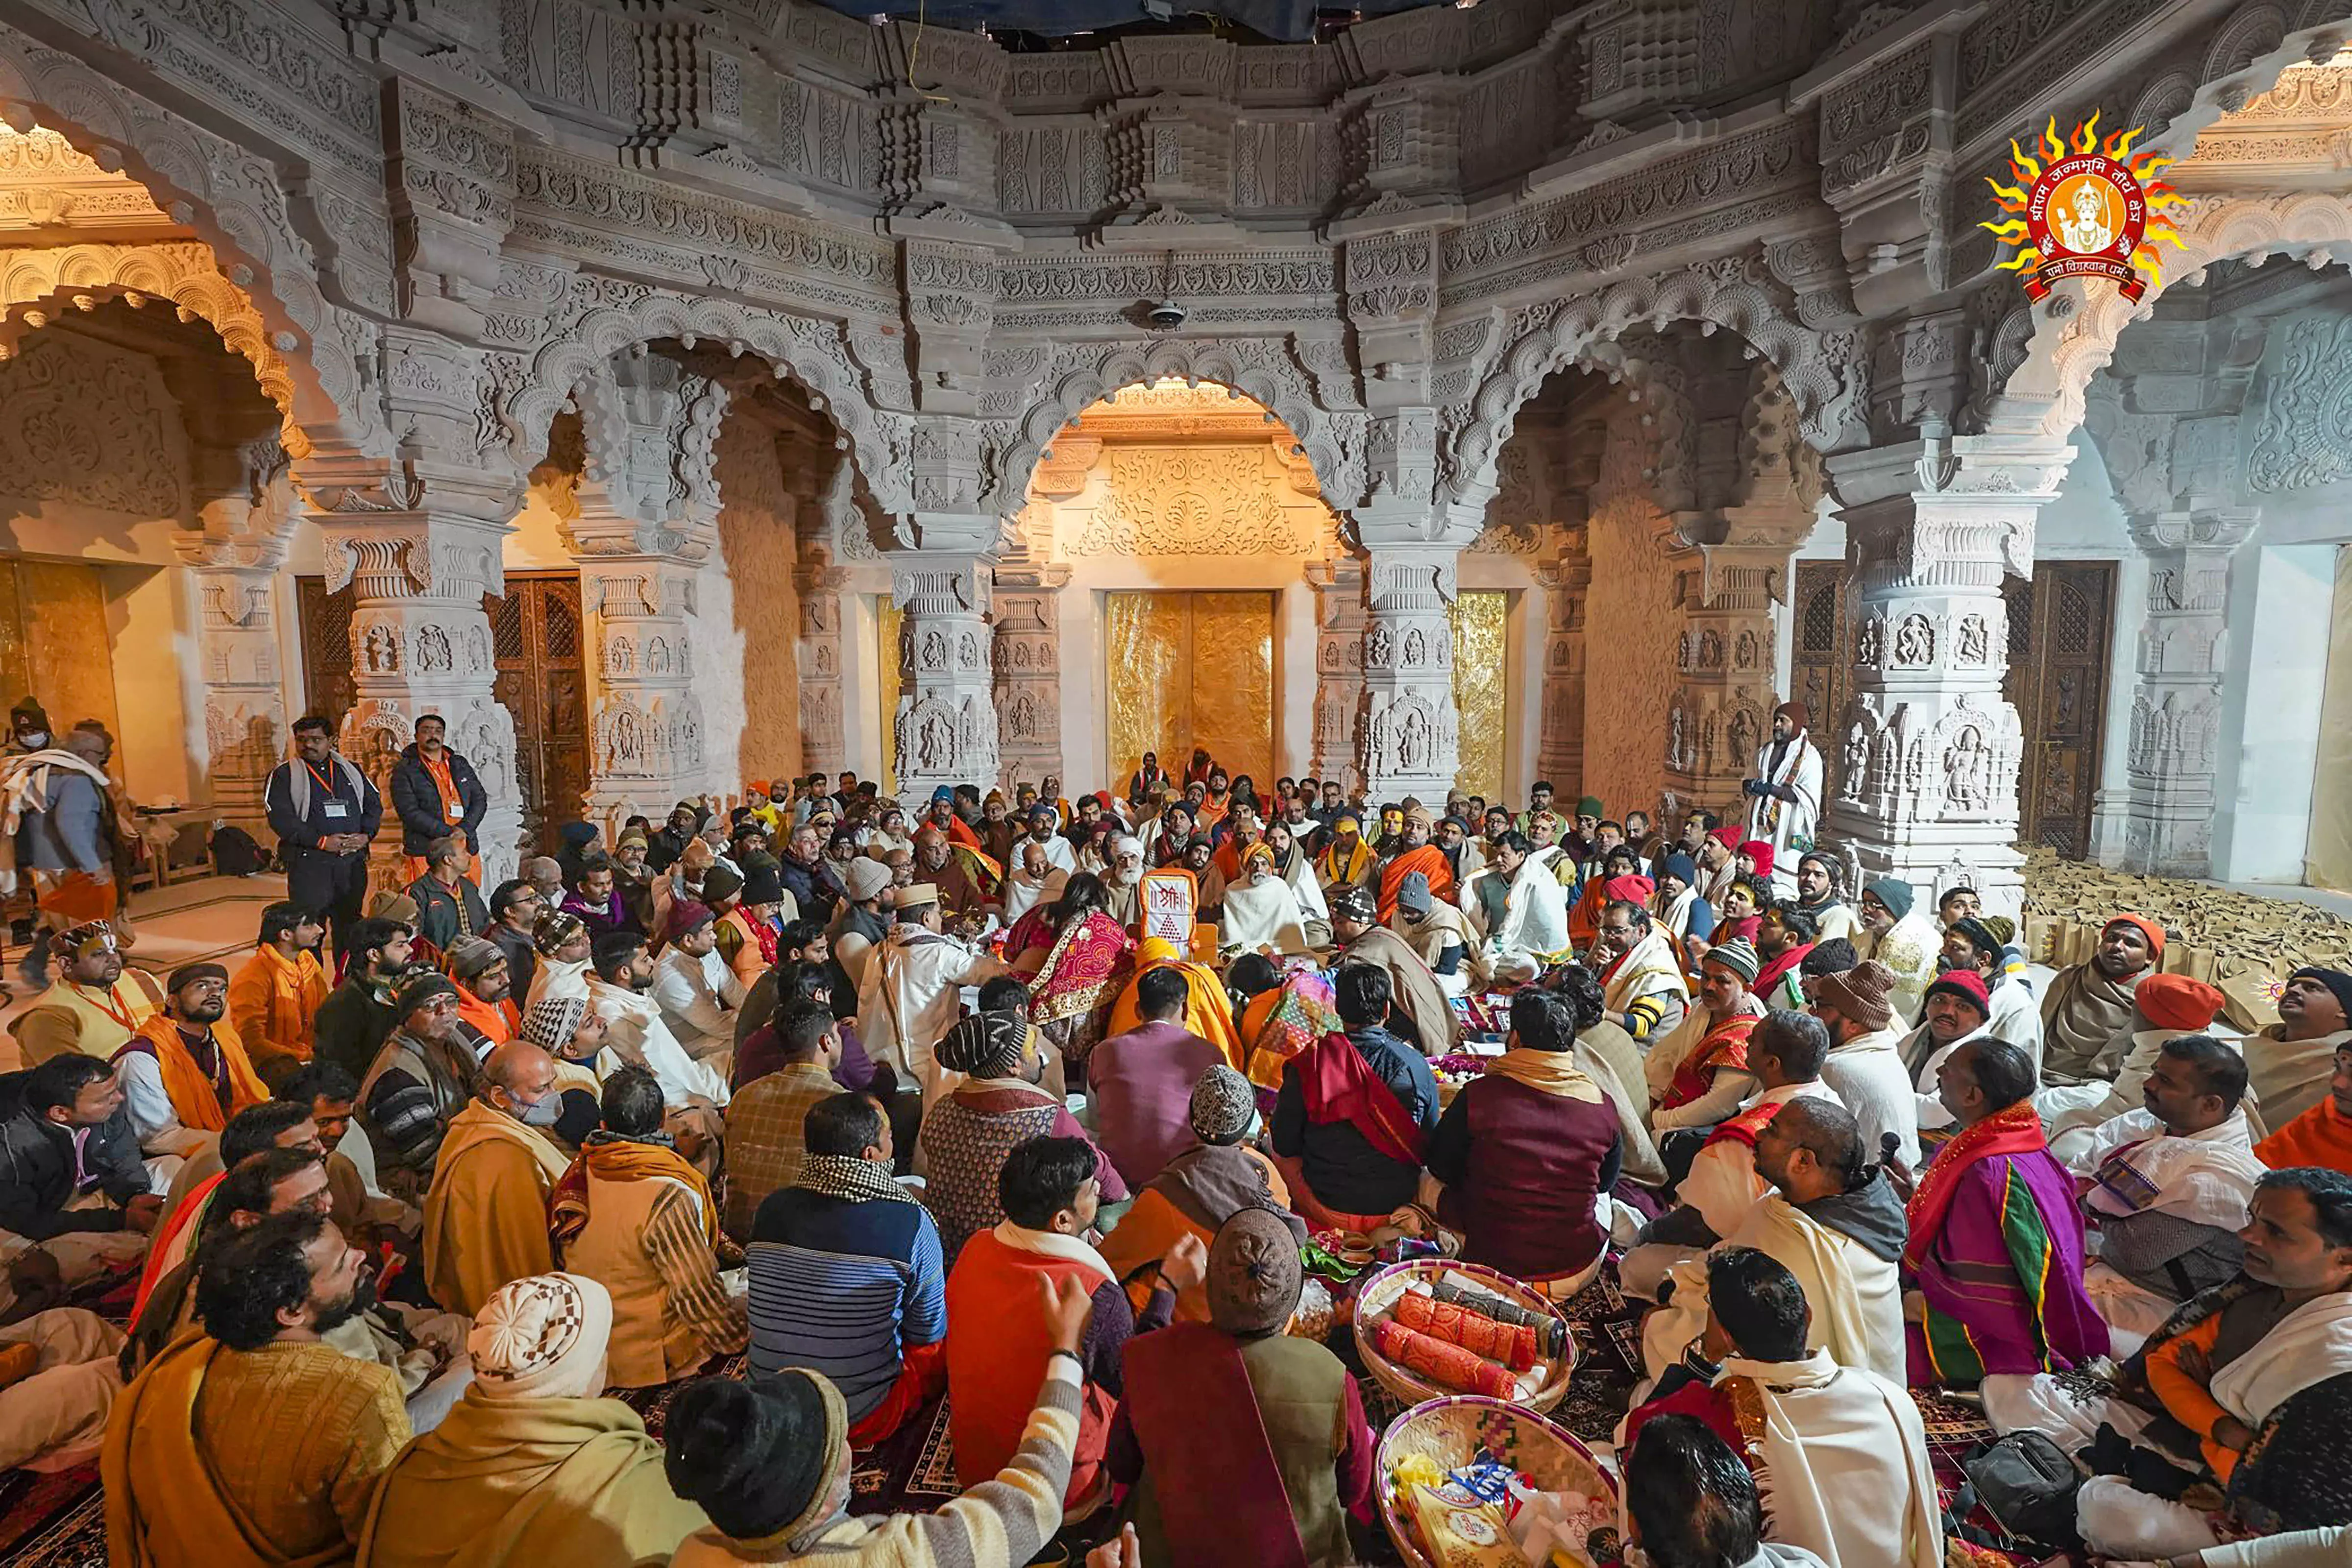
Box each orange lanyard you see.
[72,981,136,1031]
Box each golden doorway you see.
[1449,590,1507,802]
[1105,591,1275,788]
[875,596,902,794]
[0,560,122,739]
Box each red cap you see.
[1924,968,1991,1017]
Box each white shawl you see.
[1602,927,1690,1015]
[1002,864,1067,926]
[1485,852,1570,961]
[1747,732,1823,897]
[2071,1107,2267,1234]
[1717,1351,1944,1568]
[1220,871,1308,952]
[2208,1290,2352,1427]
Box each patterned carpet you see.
[0,1259,2059,1568]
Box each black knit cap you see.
[664,1371,846,1543]
[742,861,786,906]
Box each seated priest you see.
[1642,1097,1908,1387]
[1424,987,1621,1297]
[1105,1208,1378,1568]
[1624,1247,1944,1568]
[1100,1065,1304,1325]
[2045,971,2232,1160]
[2073,1166,2352,1564]
[1903,1038,2108,1389]
[547,1065,746,1390]
[2256,1036,2352,1175]
[2038,913,2163,1093]
[747,1092,948,1447]
[2064,1033,2267,1351]
[1269,962,1441,1235]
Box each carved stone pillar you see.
[1305,557,1366,792]
[162,357,298,840]
[1357,542,1464,803]
[990,563,1068,790]
[2103,509,2257,876]
[794,564,849,780]
[1535,546,1589,795]
[307,500,522,889]
[174,527,289,837]
[1822,434,2066,920]
[568,346,730,830]
[890,551,997,795]
[301,331,524,889]
[1665,521,1805,819]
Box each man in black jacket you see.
[264,716,383,956]
[312,917,415,1083]
[485,878,545,1004]
[0,1056,161,1306]
[387,714,489,880]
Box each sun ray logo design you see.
[1981,113,2185,302]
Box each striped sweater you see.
[666,1358,1080,1567]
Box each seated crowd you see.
[0,751,2346,1568]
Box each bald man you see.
[420,1042,575,1315]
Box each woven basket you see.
[1376,1394,1617,1568]
[1352,1258,1577,1413]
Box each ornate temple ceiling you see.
[805,0,1454,46]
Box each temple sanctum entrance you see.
[1104,590,1277,788]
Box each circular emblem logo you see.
[2027,154,2148,297]
[1982,115,2182,304]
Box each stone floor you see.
[0,871,284,1069]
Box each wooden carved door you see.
[295,576,356,724]
[486,573,589,849]
[2002,562,2115,859]
[1789,559,1854,801]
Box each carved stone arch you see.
[502,291,904,513]
[2008,190,2352,442]
[0,26,355,439]
[984,336,1350,512]
[1442,254,1861,514]
[0,242,307,453]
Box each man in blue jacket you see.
[264,716,382,956]
[388,713,488,883]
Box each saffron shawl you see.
[120,1015,268,1134]
[1297,1030,1425,1166]
[549,1134,718,1257]
[1021,909,1136,1027]
[1375,844,1454,923]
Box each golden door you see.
[0,559,121,739]
[1449,589,1507,803]
[1105,591,1275,789]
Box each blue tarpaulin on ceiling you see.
[803,1,1455,45]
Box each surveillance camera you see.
[1146,300,1186,331]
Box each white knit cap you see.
[467,1272,613,1399]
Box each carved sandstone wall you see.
[1580,404,1681,821]
[711,416,802,790]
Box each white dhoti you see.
[0,1307,124,1471]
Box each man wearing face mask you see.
[420,1041,575,1317]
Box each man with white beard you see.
[1101,836,1146,931]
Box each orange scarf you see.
[2254,1095,2352,1173]
[550,1135,719,1252]
[1376,844,1455,923]
[122,1015,267,1133]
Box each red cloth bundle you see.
[1373,1317,1517,1398]
[1393,1288,1540,1371]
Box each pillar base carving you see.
[1356,541,1463,803]
[889,546,998,795]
